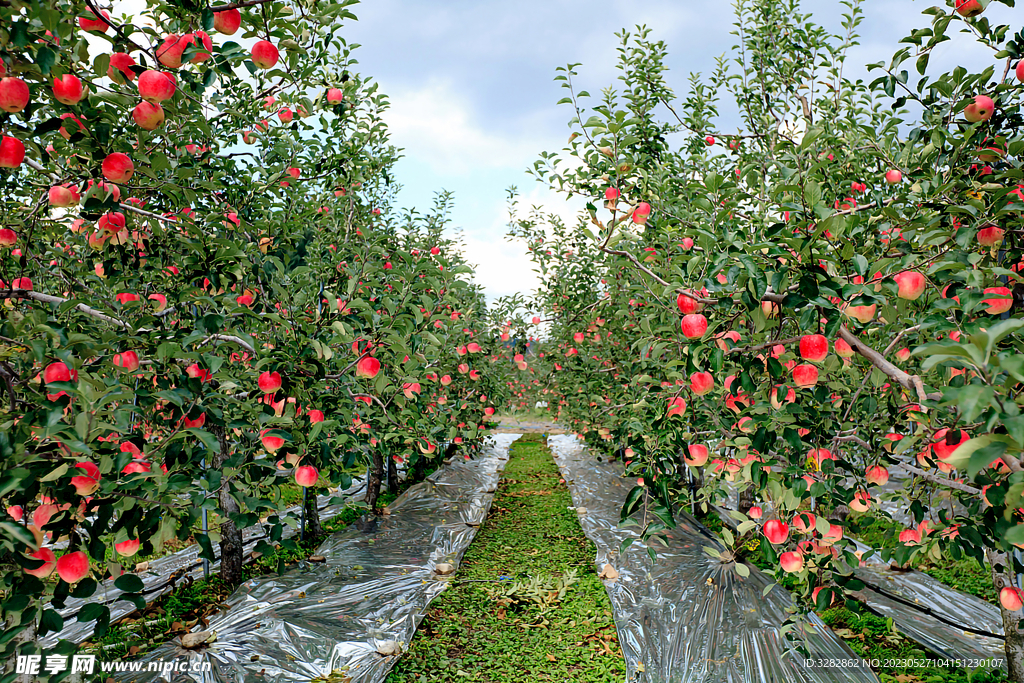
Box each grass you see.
[385,433,626,683]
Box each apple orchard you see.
[2,0,1024,679]
[0,0,524,671]
[508,0,1024,677]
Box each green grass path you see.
[385,433,627,683]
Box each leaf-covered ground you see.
[385,433,626,683]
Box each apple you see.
[115,539,140,557]
[122,460,151,475]
[1001,587,1024,612]
[148,293,167,311]
[258,370,282,393]
[1017,60,1024,83]
[632,202,651,224]
[799,334,828,362]
[705,135,715,146]
[666,397,686,418]
[138,70,176,103]
[251,40,280,69]
[59,112,86,139]
[441,374,452,386]
[964,94,995,122]
[690,371,714,395]
[70,461,101,495]
[843,302,876,323]
[834,338,854,358]
[327,87,344,104]
[779,551,803,573]
[261,430,285,452]
[0,228,15,246]
[295,465,318,487]
[156,33,193,69]
[894,271,926,300]
[214,8,242,34]
[192,31,213,63]
[56,551,90,583]
[278,107,293,123]
[11,277,31,290]
[983,286,1013,314]
[97,212,125,234]
[977,224,1004,247]
[108,53,137,82]
[681,237,694,250]
[685,444,709,466]
[133,101,164,130]
[308,409,325,422]
[356,356,381,378]
[676,292,702,314]
[849,490,872,512]
[680,314,708,339]
[182,412,206,428]
[932,428,969,460]
[955,0,984,17]
[44,361,73,384]
[770,385,795,409]
[763,519,789,544]
[113,350,140,372]
[24,548,57,578]
[761,300,780,318]
[79,8,110,31]
[48,184,80,207]
[792,364,819,388]
[0,135,25,168]
[884,169,902,184]
[51,73,84,105]
[822,524,843,545]
[899,528,921,545]
[748,506,763,519]
[102,153,134,183]
[865,465,889,485]
[792,512,816,533]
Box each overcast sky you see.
[334,0,1017,304]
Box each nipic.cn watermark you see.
[15,654,212,676]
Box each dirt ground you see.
[487,414,567,434]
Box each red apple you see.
[899,528,921,545]
[327,87,344,104]
[0,135,25,168]
[79,9,110,31]
[138,70,176,103]
[356,356,381,378]
[70,461,101,495]
[843,302,876,323]
[977,224,1004,247]
[676,292,702,314]
[834,338,853,358]
[632,202,651,225]
[251,40,280,69]
[770,385,795,409]
[884,169,902,184]
[0,77,25,113]
[799,334,828,362]
[761,300,780,318]
[156,33,193,69]
[983,286,1013,314]
[0,228,15,246]
[59,112,86,139]
[261,430,284,452]
[52,73,84,105]
[792,364,819,388]
[295,465,318,487]
[764,519,789,544]
[779,551,803,573]
[685,444,709,466]
[102,153,134,183]
[113,350,140,372]
[258,370,282,393]
[849,490,872,512]
[56,551,90,583]
[115,539,140,557]
[1001,587,1024,612]
[192,30,213,63]
[108,53,137,82]
[792,512,816,533]
[214,8,242,34]
[964,94,995,122]
[278,107,293,123]
[48,184,80,207]
[690,371,714,395]
[865,465,889,485]
[748,506,763,519]
[308,409,325,422]
[666,397,686,418]
[24,548,57,577]
[1017,60,1024,83]
[955,0,984,17]
[932,428,969,460]
[680,314,708,339]
[133,101,164,130]
[894,271,925,300]
[43,361,73,384]
[149,293,167,311]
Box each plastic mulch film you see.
[42,478,369,648]
[548,435,879,683]
[849,553,1005,664]
[115,434,518,682]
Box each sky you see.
[337,0,1017,304]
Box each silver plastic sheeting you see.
[849,551,1005,664]
[548,435,879,683]
[44,479,368,648]
[117,434,518,682]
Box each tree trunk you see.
[988,549,1024,681]
[303,488,322,539]
[365,450,384,513]
[737,486,754,515]
[387,454,398,495]
[212,425,243,585]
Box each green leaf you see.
[114,574,144,593]
[734,562,750,578]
